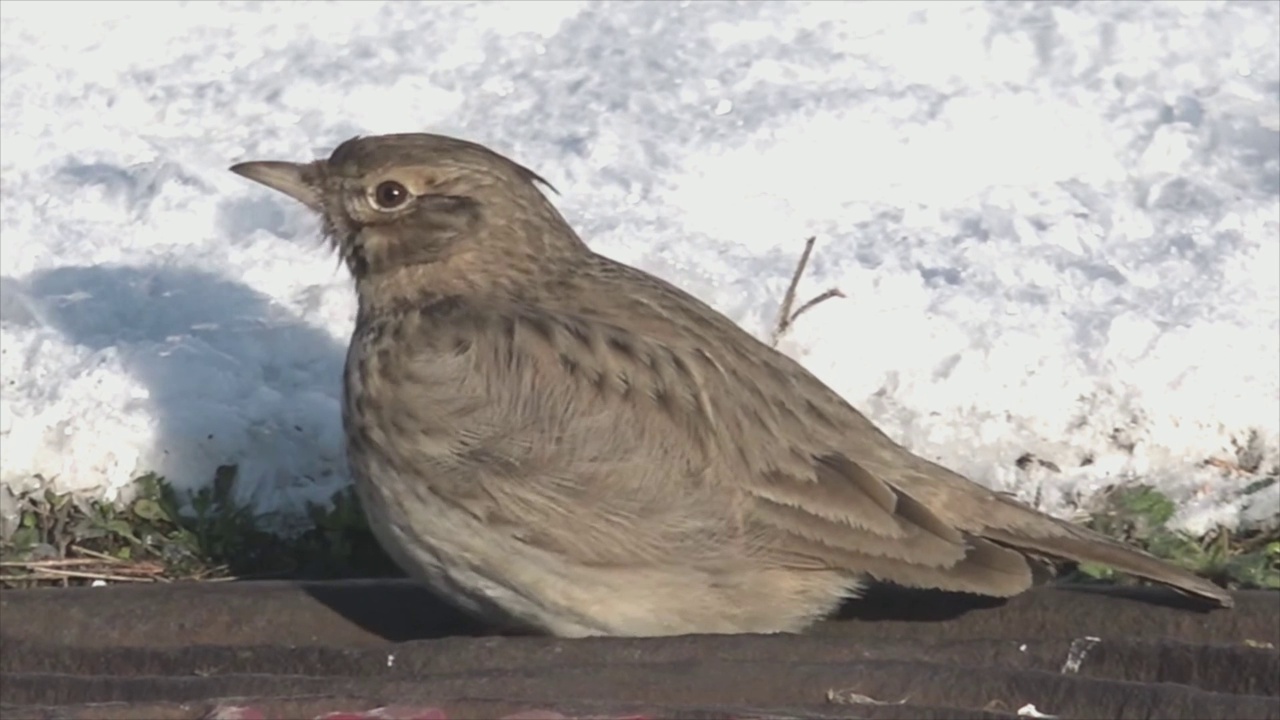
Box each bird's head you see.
[231,133,586,299]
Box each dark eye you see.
[373,180,409,209]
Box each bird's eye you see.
[372,180,409,210]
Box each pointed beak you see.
[229,160,324,212]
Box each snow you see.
[1,0,1276,535]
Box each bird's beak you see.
[229,160,324,212]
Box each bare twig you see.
[789,288,845,326]
[20,566,156,583]
[0,558,108,568]
[69,544,129,562]
[0,575,43,583]
[770,236,845,346]
[190,564,234,581]
[772,236,817,345]
[0,551,167,588]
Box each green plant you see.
[1066,483,1280,590]
[0,469,400,588]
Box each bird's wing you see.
[559,264,1231,606]
[654,318,1039,597]
[681,303,1232,606]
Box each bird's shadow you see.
[834,578,1216,625]
[299,579,493,641]
[8,263,346,503]
[7,262,494,640]
[834,584,1009,623]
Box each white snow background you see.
[1,0,1277,536]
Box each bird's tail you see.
[979,498,1233,607]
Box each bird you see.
[230,132,1232,637]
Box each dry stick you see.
[70,544,129,562]
[1,554,166,584]
[190,564,235,581]
[71,544,193,582]
[24,566,155,583]
[771,236,817,346]
[790,288,846,326]
[770,236,845,347]
[0,575,53,584]
[0,557,164,574]
[0,547,135,567]
[0,558,110,568]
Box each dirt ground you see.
[1,580,1276,719]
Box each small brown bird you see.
[231,133,1231,637]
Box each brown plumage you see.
[229,133,1232,637]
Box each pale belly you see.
[350,454,611,637]
[347,451,853,638]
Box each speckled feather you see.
[229,133,1231,637]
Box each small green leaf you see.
[10,526,38,550]
[73,525,107,541]
[105,518,137,539]
[1122,486,1176,526]
[132,498,166,522]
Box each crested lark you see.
[231,133,1231,637]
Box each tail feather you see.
[981,524,1233,607]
